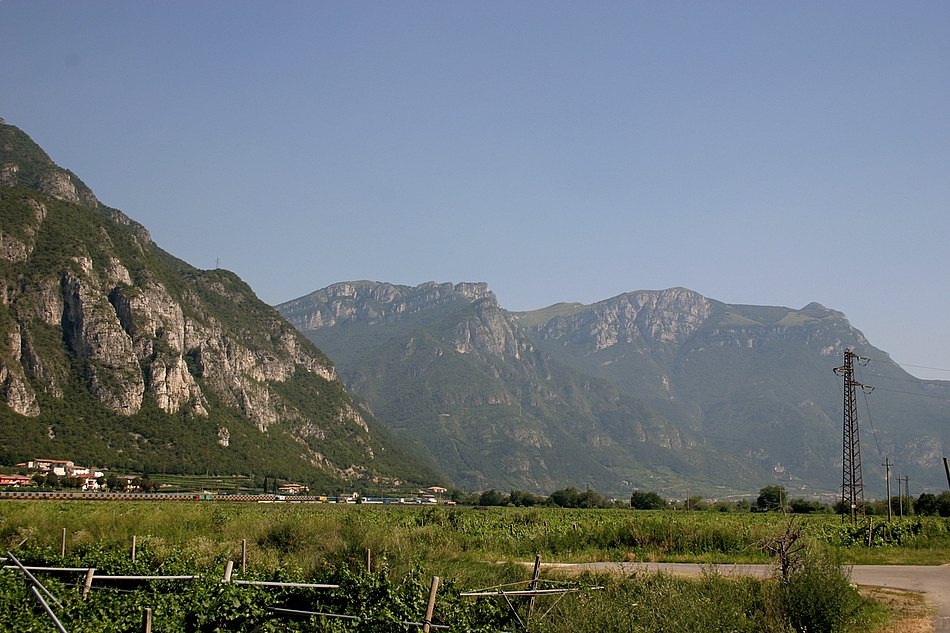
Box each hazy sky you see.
[2,2,949,380]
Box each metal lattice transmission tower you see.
[833,349,874,524]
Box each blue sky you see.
[2,1,949,380]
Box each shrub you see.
[776,547,865,632]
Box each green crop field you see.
[2,501,947,631]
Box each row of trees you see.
[634,485,950,517]
[465,484,950,517]
[454,483,950,515]
[754,485,950,517]
[913,491,950,516]
[461,486,620,508]
[22,473,950,515]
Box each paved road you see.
[539,562,950,632]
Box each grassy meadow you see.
[2,501,948,631]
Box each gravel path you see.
[538,561,950,632]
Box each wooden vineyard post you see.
[82,568,96,598]
[366,548,372,573]
[223,560,234,583]
[142,607,152,633]
[527,554,542,619]
[131,535,137,563]
[241,539,247,575]
[60,528,66,558]
[422,576,440,633]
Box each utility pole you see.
[884,457,892,523]
[897,475,910,519]
[834,349,873,525]
[904,476,911,514]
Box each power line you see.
[864,355,950,376]
[892,362,950,374]
[868,385,950,401]
[861,373,929,385]
[855,357,885,463]
[853,359,950,399]
[860,378,884,458]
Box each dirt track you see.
[538,561,950,632]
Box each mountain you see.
[520,289,950,492]
[280,282,710,493]
[279,282,950,496]
[0,120,439,490]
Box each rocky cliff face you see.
[526,292,871,368]
[451,296,528,359]
[533,288,715,351]
[280,281,494,330]
[0,165,312,425]
[0,121,434,486]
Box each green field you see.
[2,501,948,631]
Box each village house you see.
[277,482,309,495]
[18,458,75,477]
[0,474,33,487]
[74,476,102,491]
[14,458,105,490]
[17,458,103,479]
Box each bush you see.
[778,548,864,632]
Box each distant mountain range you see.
[0,121,440,491]
[278,281,950,497]
[5,118,948,500]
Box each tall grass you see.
[532,562,884,633]
[0,502,910,632]
[3,502,950,571]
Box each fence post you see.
[223,560,234,583]
[60,528,66,558]
[131,536,137,563]
[422,576,440,633]
[527,554,542,619]
[142,607,152,633]
[241,539,247,575]
[366,548,372,573]
[82,568,96,599]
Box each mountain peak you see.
[0,120,99,209]
[449,281,493,301]
[0,120,153,244]
[278,280,496,331]
[800,301,846,320]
